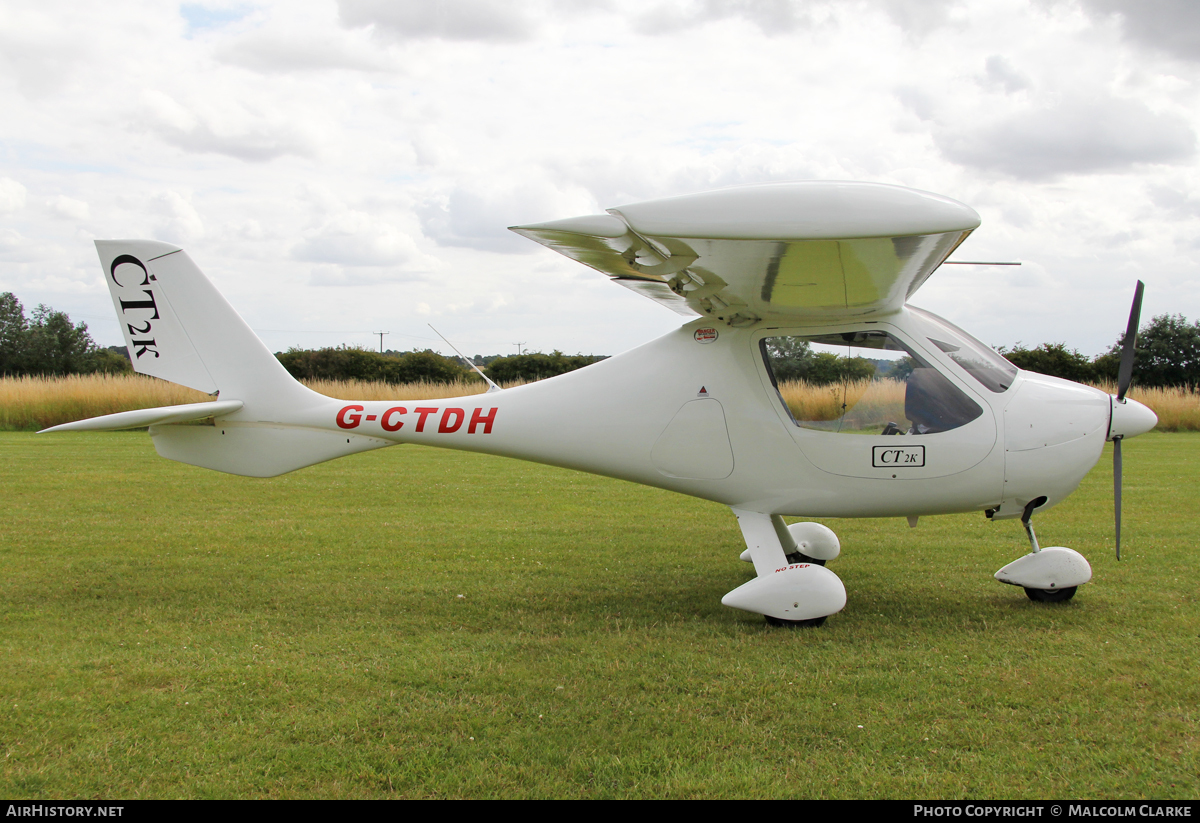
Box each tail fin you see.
[45,242,389,477]
[97,240,317,418]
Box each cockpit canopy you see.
[760,309,1015,436]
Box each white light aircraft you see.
[45,182,1158,626]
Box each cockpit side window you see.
[761,330,983,435]
[909,306,1017,393]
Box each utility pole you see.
[374,331,389,353]
[512,342,526,356]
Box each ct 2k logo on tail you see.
[337,405,498,435]
[109,255,161,359]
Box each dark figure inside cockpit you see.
[898,367,982,434]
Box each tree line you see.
[2,290,1198,389]
[0,293,130,376]
[0,292,608,383]
[763,336,913,385]
[765,314,1200,389]
[998,314,1200,388]
[274,346,607,384]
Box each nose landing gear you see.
[994,498,1092,602]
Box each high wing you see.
[510,182,980,324]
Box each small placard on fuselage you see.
[872,445,925,468]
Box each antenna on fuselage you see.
[428,325,502,393]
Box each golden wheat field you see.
[0,374,501,431]
[777,377,907,430]
[1,372,1197,431]
[774,378,1200,432]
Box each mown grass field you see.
[1,431,1196,798]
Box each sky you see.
[1,0,1198,359]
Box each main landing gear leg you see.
[723,509,846,627]
[993,498,1091,602]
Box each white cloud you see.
[0,229,27,258]
[47,196,90,221]
[0,179,27,213]
[1077,0,1200,62]
[152,191,206,243]
[0,229,52,263]
[418,180,597,253]
[936,96,1196,180]
[294,208,439,270]
[138,89,316,162]
[1147,185,1200,219]
[0,6,98,95]
[218,32,395,73]
[896,86,938,121]
[180,2,256,35]
[235,218,266,240]
[338,0,537,41]
[982,54,1031,93]
[633,0,814,36]
[546,144,821,208]
[879,0,963,36]
[0,0,1198,358]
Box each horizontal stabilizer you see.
[39,400,245,433]
[150,423,392,477]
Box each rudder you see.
[98,240,319,419]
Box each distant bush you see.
[999,315,1200,388]
[0,292,131,377]
[762,337,880,385]
[1093,314,1200,388]
[484,351,607,382]
[276,346,468,385]
[998,342,1096,383]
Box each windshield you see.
[761,329,983,435]
[909,306,1017,393]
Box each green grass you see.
[0,431,1196,798]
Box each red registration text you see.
[338,405,498,435]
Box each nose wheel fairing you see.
[993,494,1092,603]
[994,548,1092,593]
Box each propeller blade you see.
[1117,281,1144,401]
[1113,436,1122,561]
